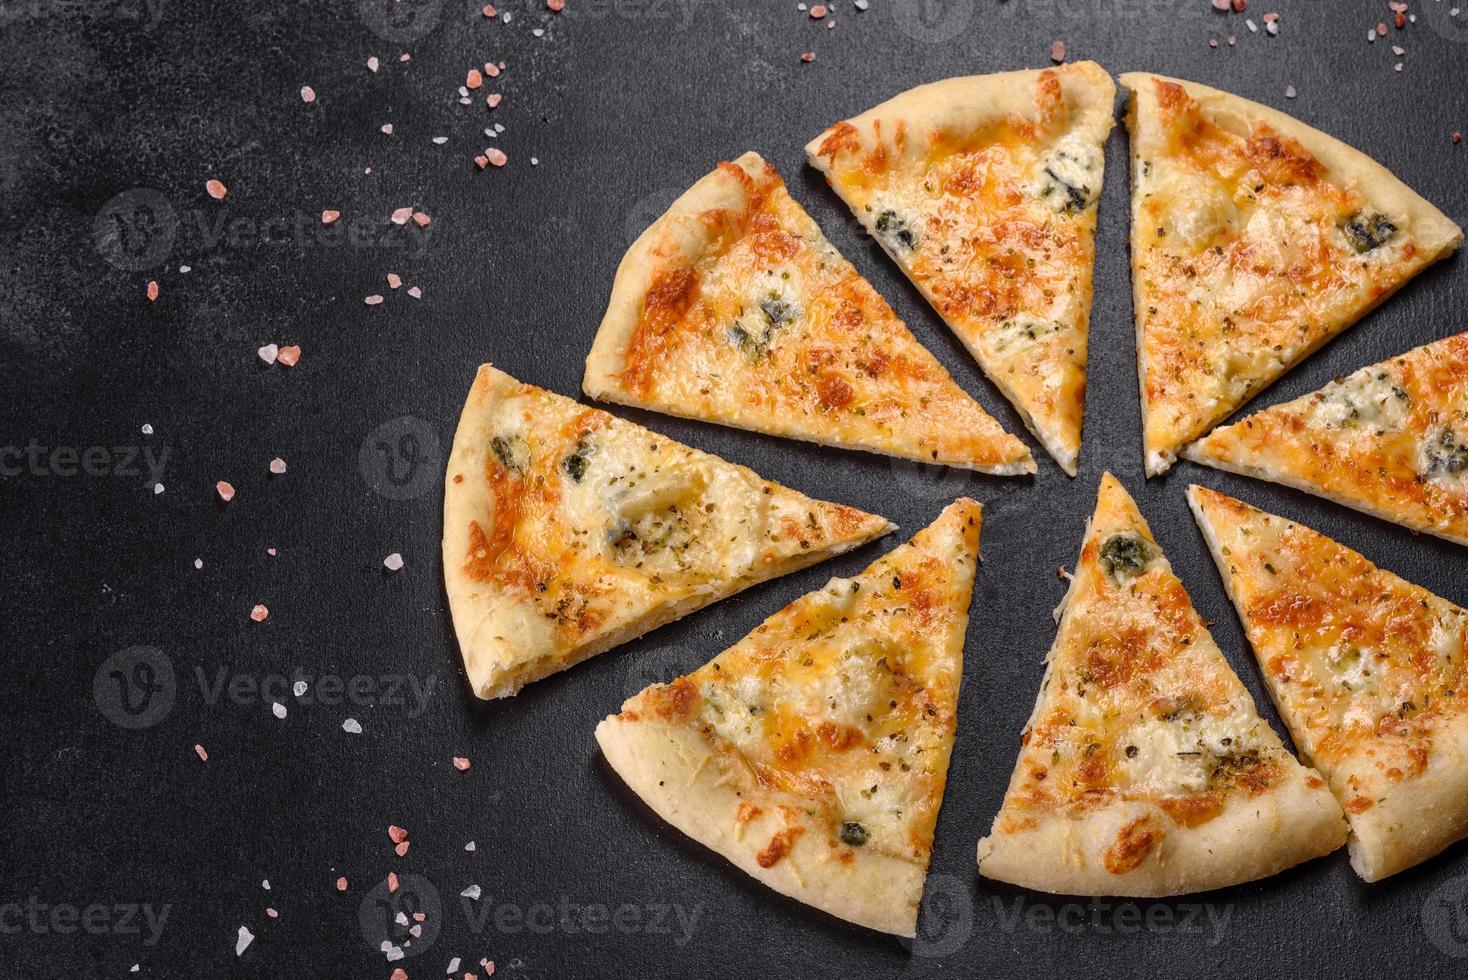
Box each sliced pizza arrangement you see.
[807,63,1116,475]
[442,364,893,699]
[584,151,1034,475]
[1122,72,1462,475]
[596,498,982,936]
[978,474,1346,895]
[1189,486,1468,880]
[1185,332,1468,545]
[437,63,1467,927]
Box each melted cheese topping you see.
[810,70,1101,461]
[993,480,1295,866]
[629,502,981,867]
[1194,488,1468,811]
[619,158,1026,469]
[1191,333,1468,542]
[1131,78,1444,467]
[455,378,875,660]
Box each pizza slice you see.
[595,498,981,936]
[1189,485,1468,881]
[1185,333,1468,546]
[583,152,1034,475]
[1122,72,1462,475]
[977,474,1345,895]
[805,64,1116,475]
[443,364,894,699]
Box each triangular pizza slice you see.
[978,474,1345,895]
[596,498,981,936]
[1189,485,1468,881]
[443,364,894,699]
[1185,332,1468,546]
[805,63,1116,475]
[583,152,1034,475]
[1122,72,1462,475]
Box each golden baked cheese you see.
[1189,485,1468,881]
[1186,332,1468,546]
[596,498,981,936]
[806,64,1116,474]
[583,153,1033,475]
[442,364,893,698]
[978,473,1345,895]
[1122,72,1462,475]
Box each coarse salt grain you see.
[250,604,269,622]
[391,206,413,224]
[294,680,308,696]
[217,480,236,502]
[467,68,483,89]
[461,885,482,899]
[258,343,279,364]
[453,756,471,771]
[154,483,165,494]
[1284,85,1296,98]
[381,123,394,135]
[1049,40,1066,63]
[343,718,362,734]
[387,273,402,289]
[300,85,316,103]
[800,51,815,62]
[384,552,405,571]
[407,286,422,299]
[194,558,203,569]
[269,457,287,474]
[236,926,253,956]
[272,702,287,719]
[336,876,349,891]
[412,211,430,227]
[487,93,503,108]
[322,209,340,224]
[141,423,153,435]
[810,3,827,16]
[194,743,208,762]
[365,294,385,306]
[367,56,379,72]
[277,345,300,367]
[146,281,159,302]
[206,179,228,199]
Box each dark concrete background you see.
[2,1,1466,977]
